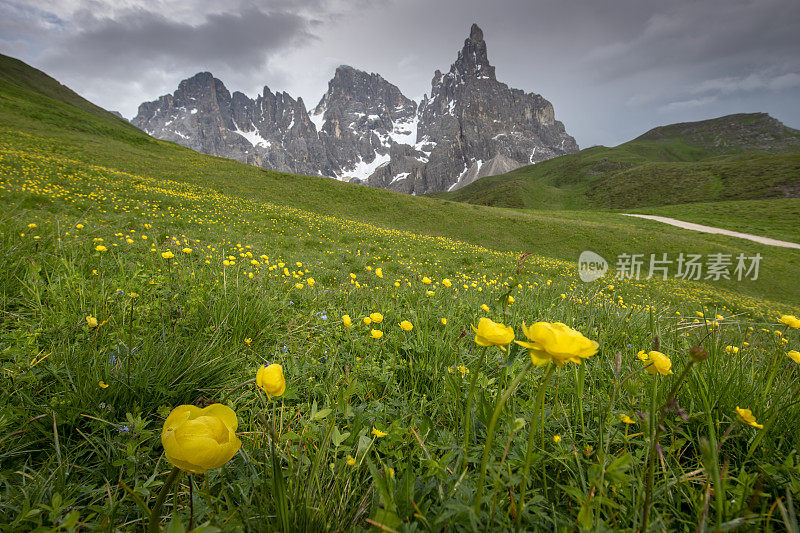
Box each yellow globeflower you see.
[161,251,174,259]
[422,277,432,284]
[370,329,383,339]
[441,318,447,325]
[515,322,598,366]
[480,304,490,312]
[735,407,763,429]
[471,317,515,351]
[442,279,452,287]
[95,245,107,252]
[399,320,413,331]
[788,350,800,364]
[86,315,99,328]
[370,312,384,324]
[553,435,562,443]
[779,315,800,329]
[620,414,636,424]
[375,268,383,278]
[640,351,674,376]
[182,248,192,254]
[346,455,356,466]
[257,363,286,398]
[161,404,242,474]
[342,315,352,328]
[371,427,388,438]
[363,317,372,325]
[98,380,109,389]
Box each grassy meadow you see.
[2,55,800,531]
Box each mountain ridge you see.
[131,23,578,193]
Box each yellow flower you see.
[98,380,109,389]
[372,427,388,438]
[399,320,413,331]
[375,268,383,278]
[442,278,452,287]
[86,315,98,328]
[28,223,37,228]
[244,338,252,345]
[257,364,286,398]
[456,365,469,377]
[182,248,192,254]
[307,277,315,286]
[387,467,395,479]
[76,224,84,229]
[370,312,383,323]
[363,317,372,325]
[342,315,352,328]
[788,350,800,364]
[161,251,174,259]
[725,345,739,354]
[515,322,598,366]
[95,245,107,252]
[553,435,562,443]
[422,277,431,284]
[620,414,636,424]
[471,317,515,351]
[346,455,356,466]
[161,404,242,474]
[441,318,447,325]
[640,350,674,375]
[636,350,648,361]
[735,407,763,429]
[508,296,515,304]
[295,283,304,290]
[779,315,800,329]
[370,329,383,339]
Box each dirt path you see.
[621,214,800,250]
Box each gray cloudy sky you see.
[2,0,799,147]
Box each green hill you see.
[432,113,800,210]
[3,54,800,531]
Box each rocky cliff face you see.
[132,24,578,193]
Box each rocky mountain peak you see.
[452,23,495,81]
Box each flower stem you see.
[148,466,181,533]
[515,363,555,529]
[463,347,487,456]
[474,360,532,513]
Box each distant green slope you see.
[2,53,799,305]
[433,113,800,210]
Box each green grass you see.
[2,54,800,531]
[628,198,800,245]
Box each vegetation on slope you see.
[433,114,800,210]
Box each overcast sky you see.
[2,0,799,147]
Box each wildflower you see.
[342,315,352,328]
[95,245,107,252]
[161,251,174,259]
[787,350,800,364]
[295,283,303,290]
[244,338,252,345]
[370,329,383,339]
[426,290,435,296]
[307,277,315,286]
[76,224,84,229]
[442,279,452,287]
[346,455,356,466]
[86,315,99,328]
[480,304,490,312]
[456,365,469,377]
[471,317,515,351]
[441,318,447,325]
[735,407,763,429]
[640,350,674,375]
[28,223,36,228]
[516,322,598,366]
[620,414,636,424]
[553,435,562,443]
[161,404,242,473]
[370,312,383,323]
[399,320,413,331]
[372,427,388,438]
[422,277,431,284]
[779,315,800,329]
[387,467,395,479]
[257,364,286,398]
[725,345,739,354]
[507,296,515,304]
[363,317,372,325]
[375,268,383,278]
[99,380,109,389]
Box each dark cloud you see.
[40,7,313,76]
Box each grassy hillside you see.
[433,114,800,210]
[629,198,800,245]
[3,55,800,531]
